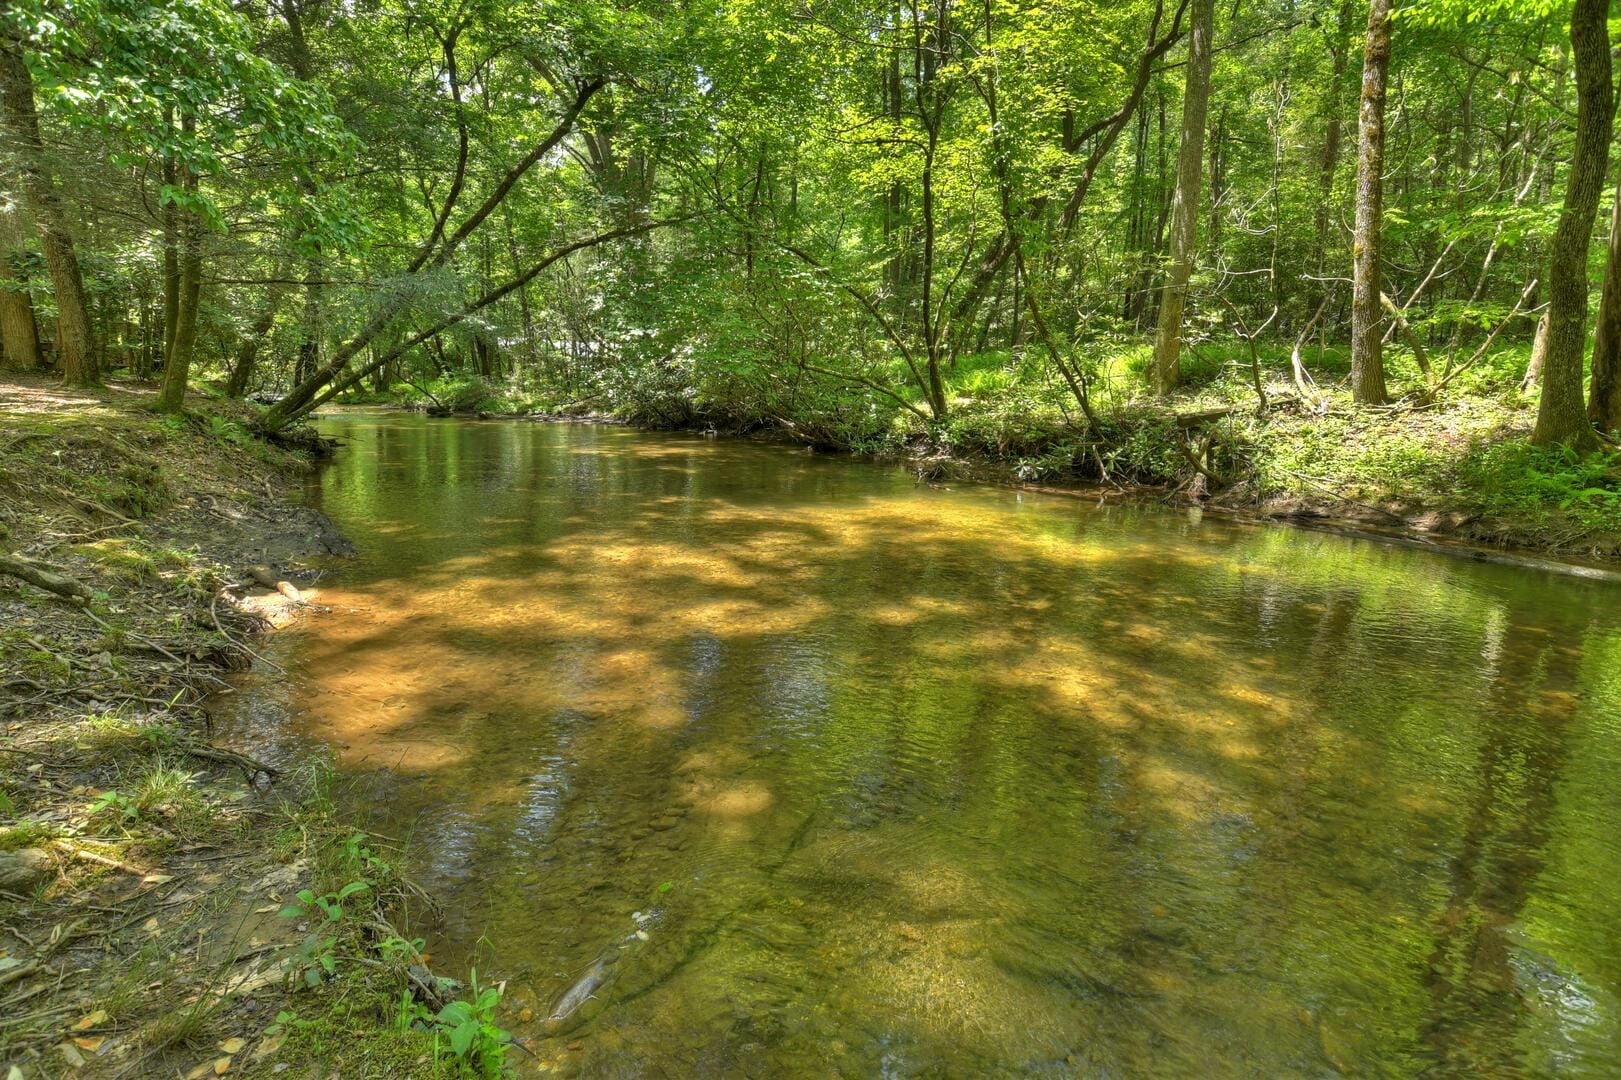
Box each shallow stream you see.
[220,411,1621,1075]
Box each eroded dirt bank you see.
[0,377,462,1078]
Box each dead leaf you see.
[252,904,278,914]
[73,1036,106,1053]
[214,1056,232,1075]
[219,1037,246,1054]
[72,1010,108,1031]
[250,1032,286,1061]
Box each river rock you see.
[0,847,55,892]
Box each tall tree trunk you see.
[0,37,96,386]
[0,199,40,369]
[157,152,201,413]
[1533,0,1611,449]
[161,109,179,371]
[281,0,324,402]
[1150,0,1214,394]
[1317,0,1353,316]
[1350,0,1393,405]
[1590,177,1621,432]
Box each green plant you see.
[279,879,371,986]
[91,788,138,826]
[280,879,372,924]
[430,970,509,1077]
[266,1009,313,1036]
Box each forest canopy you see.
[3,0,1621,483]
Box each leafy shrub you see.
[1458,441,1621,532]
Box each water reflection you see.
[219,412,1621,1076]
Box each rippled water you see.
[220,411,1621,1076]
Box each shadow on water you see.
[216,412,1621,1076]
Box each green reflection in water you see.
[221,412,1621,1076]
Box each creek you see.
[218,411,1621,1075]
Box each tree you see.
[157,119,201,412]
[1350,0,1393,405]
[0,196,39,369]
[1532,0,1610,449]
[1150,0,1214,394]
[1589,176,1621,433]
[0,31,97,385]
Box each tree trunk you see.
[1150,0,1215,394]
[226,278,289,398]
[0,37,96,386]
[0,200,40,369]
[1317,1,1353,311]
[1532,0,1611,449]
[157,151,202,413]
[1591,177,1621,432]
[1350,0,1393,405]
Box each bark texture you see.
[1587,177,1621,432]
[1150,0,1215,394]
[157,144,202,412]
[1350,0,1393,405]
[1533,0,1611,449]
[0,37,96,385]
[0,200,39,369]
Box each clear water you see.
[220,411,1621,1076]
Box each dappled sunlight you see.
[214,415,1621,1077]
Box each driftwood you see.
[247,565,303,602]
[0,553,93,601]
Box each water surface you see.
[222,412,1621,1076]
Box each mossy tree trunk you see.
[1532,0,1610,449]
[1587,177,1621,433]
[1350,0,1393,405]
[1150,0,1214,394]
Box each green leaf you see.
[449,1019,478,1056]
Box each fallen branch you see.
[178,741,279,783]
[1174,394,1296,428]
[1423,277,1539,402]
[1381,292,1434,384]
[0,552,93,602]
[1291,300,1327,409]
[52,841,145,876]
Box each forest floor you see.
[0,376,483,1078]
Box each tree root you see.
[0,552,93,601]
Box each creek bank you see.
[377,393,1621,570]
[0,376,475,1077]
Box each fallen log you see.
[0,553,93,602]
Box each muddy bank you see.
[0,377,454,1077]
